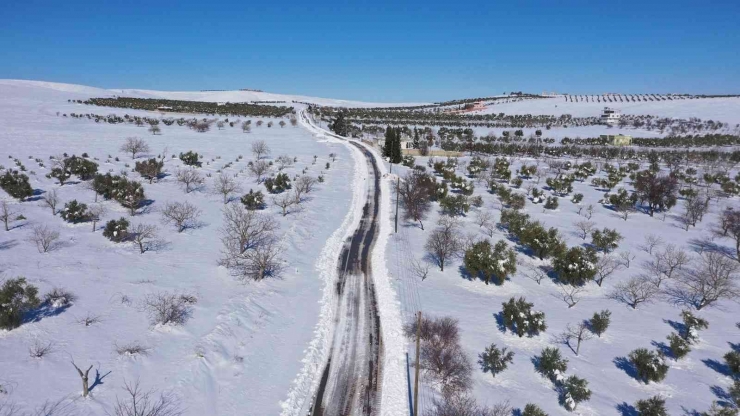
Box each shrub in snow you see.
[478,343,514,377]
[241,189,266,210]
[536,347,568,381]
[553,247,598,285]
[134,158,164,183]
[402,155,415,167]
[591,228,623,253]
[112,178,146,215]
[469,195,484,208]
[103,217,130,242]
[561,375,591,411]
[179,151,201,167]
[0,169,33,200]
[43,287,76,308]
[544,196,559,210]
[635,396,668,416]
[571,193,583,204]
[531,187,543,201]
[680,310,708,343]
[725,351,740,377]
[629,348,669,384]
[589,310,611,337]
[522,404,548,416]
[729,380,740,407]
[68,156,98,180]
[518,221,565,260]
[500,209,530,234]
[700,402,738,416]
[508,193,526,210]
[511,177,523,188]
[667,332,691,359]
[60,200,90,223]
[501,297,546,337]
[546,175,574,196]
[440,194,469,216]
[264,172,292,194]
[0,277,40,330]
[463,240,517,285]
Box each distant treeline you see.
[79,97,294,118]
[562,134,740,148]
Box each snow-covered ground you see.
[388,155,740,415]
[0,81,360,415]
[472,96,740,126]
[0,79,427,108]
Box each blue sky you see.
[2,0,739,102]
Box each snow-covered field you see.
[0,81,359,415]
[473,96,740,127]
[2,79,740,416]
[388,155,740,415]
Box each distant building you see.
[600,107,622,125]
[600,134,632,146]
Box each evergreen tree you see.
[413,127,420,149]
[329,111,349,136]
[635,396,668,416]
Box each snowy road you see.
[299,111,384,416]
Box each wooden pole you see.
[395,177,400,233]
[413,311,422,416]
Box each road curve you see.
[300,111,384,416]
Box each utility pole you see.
[395,177,400,233]
[413,311,422,416]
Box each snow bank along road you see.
[299,111,384,416]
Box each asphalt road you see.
[308,133,383,416]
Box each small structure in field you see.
[600,134,632,146]
[600,107,622,125]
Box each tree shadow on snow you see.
[492,311,506,334]
[687,237,737,260]
[729,342,740,353]
[89,368,112,393]
[613,356,638,380]
[458,265,506,285]
[616,402,638,416]
[25,302,72,325]
[703,359,733,377]
[651,340,674,359]
[710,385,733,407]
[664,318,686,334]
[0,240,19,250]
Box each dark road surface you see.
[308,138,383,416]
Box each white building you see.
[600,107,622,125]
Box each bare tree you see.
[251,140,270,160]
[142,292,191,326]
[562,322,594,355]
[425,218,462,271]
[574,220,596,240]
[718,208,740,260]
[161,201,201,232]
[399,170,435,230]
[671,252,740,310]
[618,250,636,268]
[273,193,297,216]
[111,379,182,416]
[176,168,204,193]
[219,204,279,276]
[71,361,93,398]
[40,189,60,216]
[410,258,431,281]
[641,234,664,255]
[522,261,548,285]
[594,254,623,286]
[275,155,294,170]
[148,125,161,135]
[294,176,318,196]
[1,200,20,231]
[558,284,584,308]
[249,160,272,183]
[474,210,495,230]
[239,239,284,281]
[609,275,659,309]
[29,225,60,253]
[213,174,241,204]
[120,137,150,159]
[650,245,690,286]
[88,204,107,232]
[130,223,158,253]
